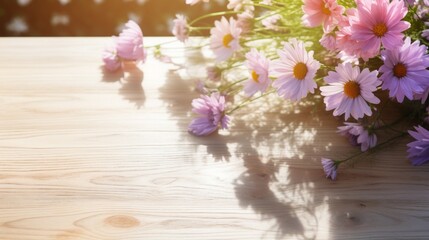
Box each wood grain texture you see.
[0,37,429,240]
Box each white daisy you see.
[210,17,242,62]
[243,48,271,96]
[320,63,381,120]
[270,38,321,101]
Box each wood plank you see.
[0,37,429,240]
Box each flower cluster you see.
[97,0,425,180]
[102,20,146,72]
[169,0,429,180]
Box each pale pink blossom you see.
[172,14,189,43]
[227,0,254,12]
[116,20,146,63]
[302,0,345,32]
[236,11,254,35]
[186,0,209,5]
[319,32,337,51]
[210,17,242,61]
[102,37,121,72]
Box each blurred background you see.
[0,0,226,36]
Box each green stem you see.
[189,11,239,26]
[227,90,276,114]
[337,132,407,164]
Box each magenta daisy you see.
[116,20,146,63]
[243,48,271,96]
[320,63,381,120]
[188,93,230,136]
[172,14,188,43]
[301,0,345,32]
[210,17,242,62]
[349,0,410,58]
[380,37,429,103]
[271,39,321,101]
[321,158,337,180]
[407,126,429,166]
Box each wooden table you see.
[1,37,429,240]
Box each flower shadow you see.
[100,62,145,108]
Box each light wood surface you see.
[1,37,429,240]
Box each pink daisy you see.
[301,0,345,32]
[210,17,242,61]
[349,0,410,58]
[320,63,381,120]
[172,14,188,43]
[188,93,230,136]
[186,0,209,5]
[116,20,146,63]
[243,48,271,96]
[102,37,121,72]
[380,37,429,103]
[271,39,321,101]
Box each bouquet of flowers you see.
[103,0,429,180]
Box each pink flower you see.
[243,48,271,96]
[186,0,209,5]
[236,11,254,35]
[321,158,337,180]
[320,63,381,120]
[227,0,254,12]
[116,20,146,63]
[271,38,321,101]
[380,37,429,103]
[319,32,337,51]
[301,0,345,32]
[102,37,121,72]
[172,14,188,43]
[188,93,230,136]
[349,0,410,58]
[210,17,242,61]
[206,66,222,82]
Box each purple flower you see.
[116,20,146,62]
[321,158,337,180]
[172,14,188,43]
[407,126,429,165]
[337,122,377,151]
[188,93,230,136]
[102,37,121,72]
[380,37,429,103]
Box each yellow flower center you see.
[293,62,308,80]
[251,70,259,82]
[393,63,407,78]
[373,23,388,37]
[321,3,331,15]
[344,81,361,99]
[222,34,233,48]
